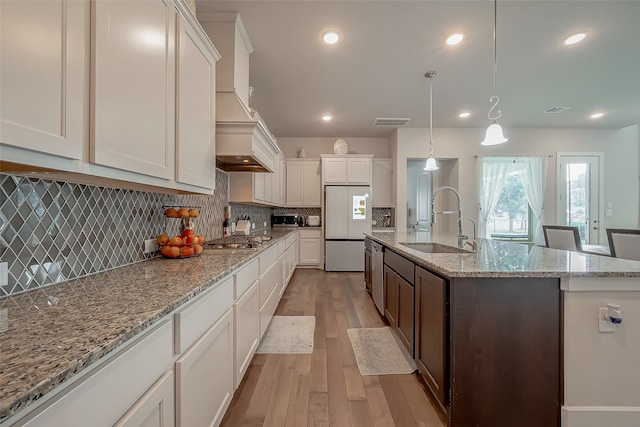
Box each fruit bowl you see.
[158,243,204,259]
[163,205,200,218]
[156,233,205,259]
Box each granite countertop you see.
[0,229,296,422]
[368,230,640,278]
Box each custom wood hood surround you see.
[199,11,280,173]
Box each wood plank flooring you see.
[221,269,446,427]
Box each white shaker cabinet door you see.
[0,0,87,159]
[233,279,260,389]
[176,12,217,191]
[302,160,321,206]
[114,371,174,427]
[176,309,234,427]
[286,162,304,206]
[91,0,176,179]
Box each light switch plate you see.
[0,262,7,287]
[144,239,159,254]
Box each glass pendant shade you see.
[481,123,508,146]
[424,156,439,171]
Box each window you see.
[487,172,532,240]
[479,157,548,243]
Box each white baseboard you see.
[562,406,640,427]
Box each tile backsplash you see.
[0,170,266,297]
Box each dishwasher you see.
[371,241,384,314]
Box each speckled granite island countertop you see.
[368,230,640,278]
[0,229,297,422]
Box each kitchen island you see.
[366,230,640,427]
[0,229,298,426]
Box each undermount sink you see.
[398,242,468,254]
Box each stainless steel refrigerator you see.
[324,185,372,271]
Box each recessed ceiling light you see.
[564,32,587,45]
[322,30,341,45]
[459,112,470,118]
[590,112,604,119]
[322,115,332,122]
[446,32,464,46]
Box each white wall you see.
[277,136,390,159]
[562,277,640,426]
[393,125,640,242]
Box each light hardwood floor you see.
[220,269,446,427]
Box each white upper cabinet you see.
[228,153,285,206]
[175,9,219,191]
[0,0,88,159]
[286,159,321,207]
[372,158,394,207]
[321,155,372,185]
[91,0,176,179]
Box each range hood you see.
[199,12,280,173]
[215,93,280,173]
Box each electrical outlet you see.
[599,307,616,333]
[0,262,7,287]
[144,239,159,254]
[252,223,255,229]
[264,221,267,227]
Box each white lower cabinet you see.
[298,229,322,267]
[259,254,284,338]
[233,258,260,390]
[175,308,234,427]
[22,321,173,427]
[114,371,174,427]
[10,233,300,427]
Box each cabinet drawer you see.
[385,249,414,284]
[259,245,278,276]
[299,228,322,239]
[286,233,298,248]
[235,258,259,299]
[174,276,233,354]
[23,320,173,427]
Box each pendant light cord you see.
[429,75,433,148]
[493,0,497,98]
[487,0,502,122]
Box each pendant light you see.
[424,71,439,171]
[481,0,508,145]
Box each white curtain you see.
[478,158,514,239]
[519,157,549,245]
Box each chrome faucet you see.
[458,217,477,251]
[431,186,463,237]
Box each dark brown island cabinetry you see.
[383,249,415,356]
[370,241,563,427]
[448,276,562,427]
[415,266,448,414]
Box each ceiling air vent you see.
[373,118,411,126]
[544,106,572,114]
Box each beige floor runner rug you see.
[256,315,316,354]
[347,326,418,375]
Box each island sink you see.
[398,242,468,254]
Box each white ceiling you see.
[195,0,640,138]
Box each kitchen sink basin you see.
[398,242,468,254]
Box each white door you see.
[557,154,602,244]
